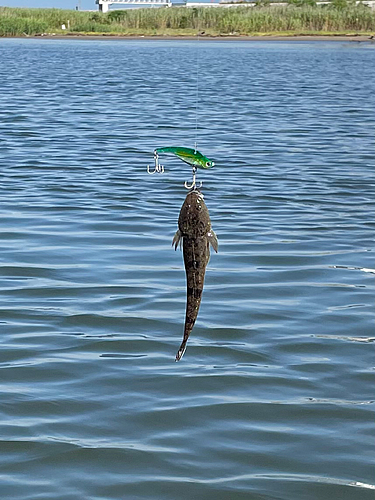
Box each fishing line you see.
[194,7,200,153]
[146,6,215,188]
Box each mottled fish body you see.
[173,190,218,361]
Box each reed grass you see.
[0,5,374,37]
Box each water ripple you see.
[0,38,374,500]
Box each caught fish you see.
[155,147,215,170]
[172,189,218,361]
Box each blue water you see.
[0,38,374,499]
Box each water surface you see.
[0,38,374,499]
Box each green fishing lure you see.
[155,147,215,169]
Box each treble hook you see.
[184,166,202,190]
[147,151,164,175]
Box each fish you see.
[172,189,218,361]
[155,147,215,170]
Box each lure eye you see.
[206,161,211,168]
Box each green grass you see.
[0,5,374,37]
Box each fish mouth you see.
[189,188,204,198]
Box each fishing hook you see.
[184,167,202,191]
[147,151,164,175]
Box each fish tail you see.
[175,340,187,362]
[175,318,195,362]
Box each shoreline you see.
[2,5,374,42]
[6,34,375,42]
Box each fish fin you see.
[175,342,187,362]
[172,230,182,250]
[207,230,218,253]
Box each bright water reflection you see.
[0,38,374,500]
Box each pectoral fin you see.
[172,230,182,250]
[207,230,218,253]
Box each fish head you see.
[195,155,215,170]
[179,189,211,238]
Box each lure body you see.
[155,147,214,170]
[172,190,218,361]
